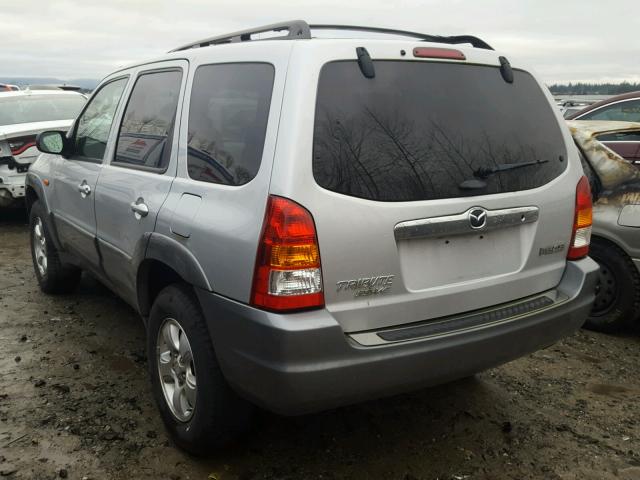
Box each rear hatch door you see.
[273,43,579,333]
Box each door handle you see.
[77,181,91,197]
[130,198,149,219]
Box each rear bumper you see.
[196,258,599,415]
[0,163,27,206]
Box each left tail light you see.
[251,195,324,312]
[8,135,37,156]
[567,175,593,260]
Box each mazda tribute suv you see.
[26,20,598,454]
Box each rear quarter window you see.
[187,63,275,186]
[313,60,568,202]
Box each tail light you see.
[8,135,37,156]
[251,195,324,312]
[567,176,593,260]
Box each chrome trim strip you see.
[394,205,539,240]
[349,290,568,347]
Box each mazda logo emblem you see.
[469,208,488,229]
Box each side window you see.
[597,130,640,142]
[114,70,183,171]
[74,77,128,160]
[583,99,640,122]
[187,63,274,185]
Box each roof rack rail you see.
[308,24,493,50]
[169,20,493,53]
[170,20,311,52]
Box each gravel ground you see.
[2,209,640,480]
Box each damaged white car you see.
[0,90,86,207]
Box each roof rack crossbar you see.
[169,20,493,53]
[170,20,311,52]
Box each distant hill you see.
[0,77,100,91]
[549,82,640,96]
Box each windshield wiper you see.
[473,160,549,179]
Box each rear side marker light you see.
[567,176,593,260]
[413,47,466,60]
[251,195,324,312]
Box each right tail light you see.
[567,175,593,260]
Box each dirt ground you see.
[2,210,640,480]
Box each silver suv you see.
[26,21,599,454]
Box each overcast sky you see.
[1,0,637,84]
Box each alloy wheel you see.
[33,217,48,276]
[156,318,197,422]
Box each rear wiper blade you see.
[473,160,549,179]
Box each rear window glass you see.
[0,94,86,126]
[187,63,274,186]
[313,61,567,202]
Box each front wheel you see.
[583,238,640,333]
[29,201,81,294]
[147,284,253,455]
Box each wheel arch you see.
[25,185,39,212]
[136,233,212,316]
[591,232,631,257]
[25,175,64,251]
[25,173,48,213]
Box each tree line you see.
[548,82,640,95]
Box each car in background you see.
[557,98,597,119]
[568,120,640,332]
[567,92,640,164]
[0,90,86,207]
[0,83,19,92]
[27,84,83,92]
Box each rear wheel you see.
[147,284,253,455]
[584,238,640,333]
[29,201,81,294]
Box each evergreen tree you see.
[548,82,640,95]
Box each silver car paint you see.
[48,75,133,269]
[269,40,584,332]
[95,60,188,306]
[31,39,582,334]
[154,43,292,304]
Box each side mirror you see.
[36,131,67,155]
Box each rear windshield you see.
[313,61,567,202]
[0,94,86,126]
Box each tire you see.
[583,238,640,333]
[147,283,253,455]
[29,200,81,294]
